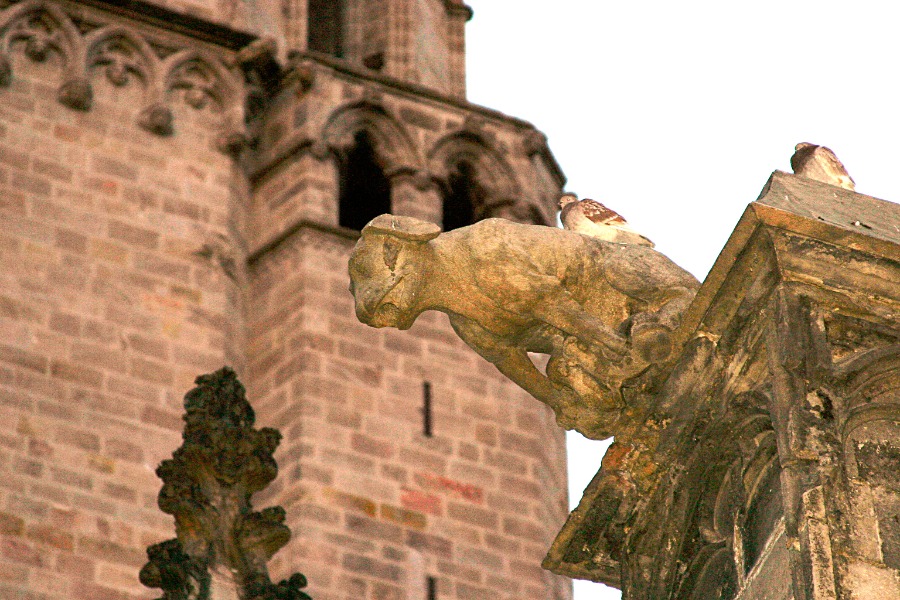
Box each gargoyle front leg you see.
[629,286,697,362]
[531,293,627,359]
[448,317,575,415]
[655,286,696,329]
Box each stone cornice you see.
[247,219,360,267]
[68,0,256,49]
[679,171,900,353]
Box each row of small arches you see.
[0,0,243,138]
[313,102,543,231]
[338,129,498,231]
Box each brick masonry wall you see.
[247,228,571,600]
[0,2,572,600]
[0,41,245,599]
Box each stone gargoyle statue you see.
[348,215,699,439]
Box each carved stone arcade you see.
[0,0,258,151]
[349,172,900,600]
[140,367,312,600]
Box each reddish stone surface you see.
[0,2,570,599]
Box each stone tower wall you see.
[0,1,573,599]
[287,0,470,97]
[0,1,250,597]
[247,227,571,600]
[244,22,574,600]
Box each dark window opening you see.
[339,130,391,231]
[422,381,433,437]
[308,0,344,57]
[443,160,484,231]
[426,576,437,600]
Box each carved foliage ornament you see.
[140,367,311,600]
[0,0,248,152]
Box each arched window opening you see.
[443,160,484,231]
[308,0,344,57]
[339,130,391,231]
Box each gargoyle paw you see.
[631,322,673,363]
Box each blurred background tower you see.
[0,0,571,599]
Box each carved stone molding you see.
[283,53,315,92]
[385,167,435,192]
[0,0,251,151]
[140,367,311,600]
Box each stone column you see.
[390,169,443,225]
[282,0,307,51]
[446,2,472,97]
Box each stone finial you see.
[140,367,311,600]
[790,142,855,190]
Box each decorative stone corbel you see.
[139,367,311,600]
[284,55,315,93]
[138,103,174,136]
[307,139,332,162]
[57,76,92,110]
[0,1,256,150]
[216,128,252,156]
[361,85,383,106]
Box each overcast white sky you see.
[464,2,900,598]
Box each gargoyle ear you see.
[362,214,441,242]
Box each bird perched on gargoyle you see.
[559,194,654,247]
[790,142,855,190]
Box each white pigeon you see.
[559,194,654,247]
[790,142,855,191]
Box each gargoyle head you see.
[348,214,441,330]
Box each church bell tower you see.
[0,0,571,597]
[245,2,573,598]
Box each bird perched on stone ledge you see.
[790,142,855,190]
[559,194,654,247]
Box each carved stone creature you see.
[790,142,855,190]
[559,194,654,247]
[349,215,698,438]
